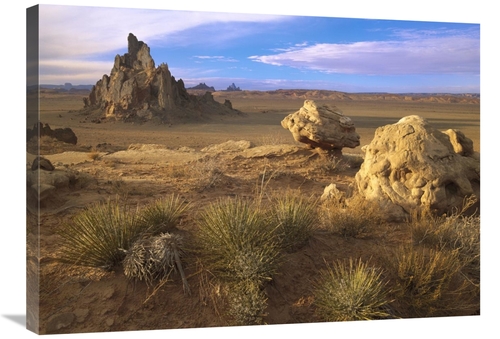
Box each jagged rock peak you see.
[82,33,239,123]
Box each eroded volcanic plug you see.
[83,33,238,123]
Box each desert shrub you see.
[122,232,190,293]
[192,156,224,190]
[387,245,476,317]
[320,194,383,238]
[195,197,281,283]
[314,258,392,321]
[58,199,145,269]
[267,191,319,252]
[225,279,268,326]
[315,155,348,174]
[138,194,190,234]
[410,196,480,282]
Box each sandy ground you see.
[26,91,480,334]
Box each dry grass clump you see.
[320,193,383,238]
[58,199,144,269]
[386,245,476,318]
[409,195,480,282]
[87,147,100,161]
[191,156,225,190]
[138,194,190,235]
[194,197,282,325]
[267,191,319,252]
[122,232,190,294]
[314,259,392,321]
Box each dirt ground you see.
[26,90,480,334]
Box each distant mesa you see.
[226,83,241,91]
[82,33,239,123]
[187,83,216,92]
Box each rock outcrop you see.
[83,33,237,123]
[281,100,360,157]
[27,122,78,145]
[355,115,480,219]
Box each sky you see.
[36,4,480,93]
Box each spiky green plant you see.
[268,191,319,252]
[58,199,145,269]
[195,197,281,284]
[138,194,190,234]
[314,258,392,321]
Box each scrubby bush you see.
[58,199,144,269]
[320,193,383,238]
[225,279,268,326]
[314,258,392,321]
[387,245,476,317]
[409,195,480,282]
[267,191,319,252]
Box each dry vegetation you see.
[27,90,480,334]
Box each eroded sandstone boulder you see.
[355,115,479,218]
[281,100,360,156]
[83,33,238,122]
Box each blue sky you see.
[37,5,480,93]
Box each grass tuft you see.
[386,245,476,317]
[314,258,392,321]
[320,193,383,238]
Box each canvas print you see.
[26,4,480,335]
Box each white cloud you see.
[249,33,479,76]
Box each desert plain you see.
[26,88,480,334]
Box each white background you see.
[2,1,495,338]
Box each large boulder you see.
[281,100,360,157]
[355,115,480,218]
[83,33,238,122]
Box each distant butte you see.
[82,33,239,123]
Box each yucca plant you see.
[195,197,281,284]
[268,191,319,252]
[314,258,392,321]
[138,194,190,234]
[58,199,145,270]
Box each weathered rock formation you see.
[83,33,237,122]
[355,115,480,219]
[281,100,360,156]
[27,122,78,144]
